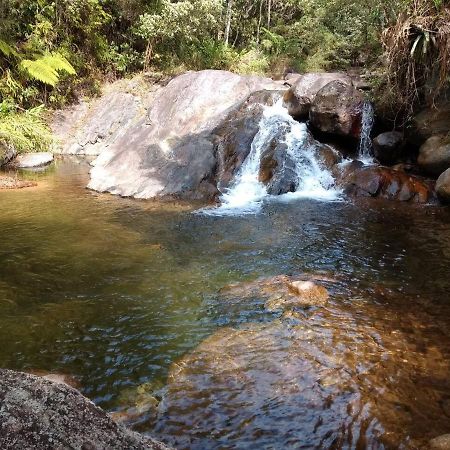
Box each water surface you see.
[0,159,449,449]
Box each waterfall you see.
[358,100,375,164]
[202,100,341,216]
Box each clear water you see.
[205,101,341,216]
[1,160,450,449]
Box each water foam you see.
[201,100,341,216]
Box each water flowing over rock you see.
[0,369,170,450]
[88,70,282,200]
[357,100,375,162]
[436,168,450,204]
[418,135,450,176]
[309,80,364,139]
[283,72,351,120]
[373,131,405,165]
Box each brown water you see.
[0,159,449,449]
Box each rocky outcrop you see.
[0,369,170,450]
[13,152,54,169]
[0,141,16,167]
[373,131,405,165]
[418,135,450,176]
[88,70,283,201]
[436,168,450,204]
[338,163,435,203]
[52,76,158,156]
[283,72,351,120]
[309,81,364,139]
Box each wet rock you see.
[373,131,405,165]
[309,80,364,139]
[0,369,170,450]
[283,73,351,120]
[88,70,282,201]
[436,168,450,204]
[316,143,343,170]
[430,434,450,450]
[289,280,329,305]
[339,164,435,203]
[216,90,282,191]
[418,135,450,176]
[13,152,54,168]
[0,141,16,167]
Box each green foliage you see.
[0,104,53,154]
[20,53,76,87]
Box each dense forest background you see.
[0,0,448,153]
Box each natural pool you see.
[0,159,449,449]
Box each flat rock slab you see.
[0,369,171,450]
[14,152,54,168]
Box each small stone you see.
[288,281,329,307]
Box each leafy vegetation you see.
[0,0,448,155]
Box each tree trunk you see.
[267,0,272,29]
[256,0,264,44]
[224,0,234,46]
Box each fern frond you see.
[0,39,19,58]
[19,52,76,87]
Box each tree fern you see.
[0,39,19,58]
[20,53,76,87]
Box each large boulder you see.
[436,168,450,204]
[283,73,351,120]
[13,152,54,169]
[0,369,170,450]
[338,163,435,203]
[373,131,405,165]
[88,70,283,201]
[410,101,450,143]
[418,135,450,176]
[309,80,364,139]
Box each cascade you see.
[358,100,375,164]
[203,100,341,216]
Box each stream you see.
[1,159,450,449]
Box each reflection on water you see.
[0,159,449,449]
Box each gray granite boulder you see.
[0,369,170,450]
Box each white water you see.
[202,100,341,216]
[358,100,375,165]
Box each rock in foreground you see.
[0,369,170,450]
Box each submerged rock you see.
[88,70,282,201]
[418,135,450,176]
[436,168,450,204]
[13,152,54,169]
[309,80,364,139]
[0,176,36,190]
[0,369,170,449]
[283,72,351,120]
[373,131,405,165]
